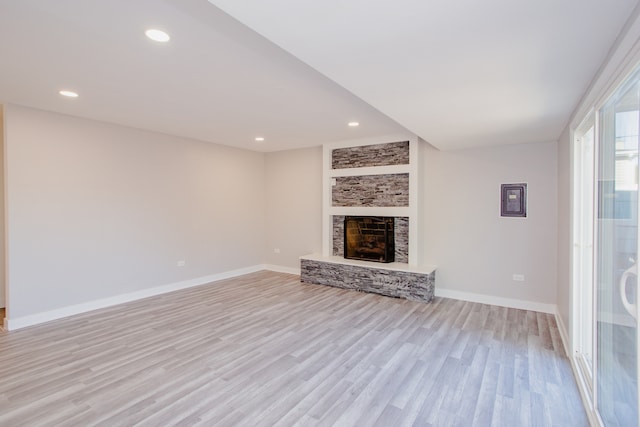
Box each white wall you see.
[263,140,558,309]
[4,105,265,320]
[422,141,558,309]
[264,146,322,270]
[556,125,571,332]
[0,105,4,309]
[0,105,561,323]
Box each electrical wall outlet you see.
[274,248,281,254]
[512,274,525,282]
[177,260,186,267]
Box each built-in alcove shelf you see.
[328,164,411,178]
[328,207,410,216]
[300,255,436,303]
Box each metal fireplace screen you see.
[344,216,395,263]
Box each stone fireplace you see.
[300,136,436,303]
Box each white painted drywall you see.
[556,125,571,332]
[421,141,558,305]
[0,105,4,309]
[265,139,558,307]
[264,146,322,270]
[4,105,265,319]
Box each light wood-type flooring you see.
[0,271,587,426]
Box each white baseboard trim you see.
[3,266,557,330]
[434,288,557,314]
[5,264,265,331]
[263,264,301,275]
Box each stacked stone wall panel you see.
[332,141,409,169]
[332,174,409,207]
[332,215,344,257]
[394,217,409,263]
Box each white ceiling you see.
[0,0,637,152]
[0,0,406,152]
[209,0,638,150]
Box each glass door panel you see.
[574,120,595,389]
[597,69,639,427]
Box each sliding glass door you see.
[596,67,639,427]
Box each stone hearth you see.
[301,255,435,303]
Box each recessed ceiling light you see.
[255,137,265,142]
[145,29,170,42]
[59,90,79,98]
[348,121,359,127]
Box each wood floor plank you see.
[0,271,588,426]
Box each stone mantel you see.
[301,254,436,275]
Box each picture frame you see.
[501,183,527,217]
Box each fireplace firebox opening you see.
[344,216,395,263]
